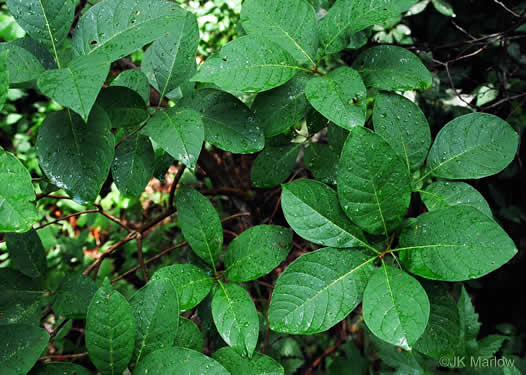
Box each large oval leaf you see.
[398,205,517,281]
[6,230,46,278]
[52,273,97,319]
[303,143,339,185]
[0,269,43,325]
[213,346,284,375]
[250,144,300,188]
[36,109,115,204]
[95,86,149,129]
[0,38,50,84]
[269,247,376,334]
[425,113,518,180]
[29,363,92,375]
[0,324,49,375]
[337,126,412,236]
[111,69,150,105]
[174,317,203,352]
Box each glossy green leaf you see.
[251,144,300,188]
[152,264,214,311]
[0,49,7,111]
[281,179,368,248]
[0,149,38,232]
[0,324,49,375]
[86,279,136,375]
[225,225,292,282]
[176,187,223,268]
[29,363,92,375]
[241,0,318,65]
[419,181,492,217]
[95,86,149,128]
[112,135,154,198]
[353,45,432,90]
[174,317,203,352]
[252,73,309,137]
[52,273,97,319]
[373,92,431,172]
[72,0,186,62]
[6,229,46,278]
[305,67,367,130]
[192,35,302,93]
[130,278,179,364]
[398,205,517,281]
[304,143,339,185]
[269,247,376,334]
[180,89,264,154]
[337,126,412,236]
[425,113,519,180]
[457,286,480,356]
[306,106,331,135]
[432,0,455,17]
[133,347,229,375]
[38,54,110,122]
[142,11,199,100]
[328,122,349,152]
[36,109,115,204]
[363,264,430,350]
[371,336,426,374]
[0,269,42,325]
[212,283,259,357]
[141,108,203,171]
[213,346,284,375]
[111,69,150,105]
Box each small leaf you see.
[29,362,92,375]
[251,144,300,188]
[6,229,47,279]
[141,108,204,171]
[0,324,49,375]
[95,86,149,128]
[152,264,214,311]
[363,264,430,350]
[353,45,432,91]
[111,69,150,105]
[0,49,8,111]
[269,247,376,334]
[212,283,259,357]
[86,280,135,375]
[36,109,115,204]
[225,225,292,282]
[192,35,302,93]
[303,143,339,185]
[457,286,481,356]
[425,113,518,179]
[52,273,97,319]
[305,67,367,130]
[174,317,203,352]
[432,0,455,17]
[399,205,517,281]
[213,346,285,375]
[0,269,42,325]
[337,126,412,236]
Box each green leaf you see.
[130,278,179,364]
[0,269,42,325]
[0,49,7,111]
[225,225,293,282]
[269,247,376,334]
[176,187,223,268]
[37,54,110,122]
[328,122,349,152]
[281,179,368,248]
[457,286,480,355]
[212,283,259,357]
[305,67,367,130]
[142,11,199,101]
[363,264,430,350]
[180,88,264,154]
[152,264,214,311]
[213,346,285,375]
[306,106,331,135]
[112,135,154,198]
[252,73,309,137]
[36,109,115,204]
[337,126,412,236]
[6,229,47,278]
[52,273,97,319]
[72,0,186,62]
[86,279,136,375]
[319,0,397,55]
[6,0,74,61]
[192,35,302,93]
[29,362,92,375]
[133,347,229,375]
[353,45,432,91]
[432,0,455,17]
[373,92,431,172]
[95,86,149,129]
[174,317,203,352]
[398,205,517,281]
[141,108,204,171]
[0,324,49,375]
[478,335,507,358]
[419,181,492,217]
[0,149,38,232]
[303,143,339,185]
[371,337,425,375]
[111,69,150,105]
[424,113,519,180]
[251,144,300,188]
[241,0,318,65]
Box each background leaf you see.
[174,317,203,352]
[213,346,284,375]
[52,273,97,319]
[0,269,42,325]
[250,144,300,188]
[29,362,92,375]
[110,69,150,105]
[95,86,149,129]
[303,143,339,185]
[0,49,7,111]
[0,324,49,375]
[6,229,47,279]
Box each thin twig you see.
[94,203,132,232]
[83,233,137,278]
[36,193,71,201]
[136,233,148,282]
[493,0,522,17]
[303,336,346,375]
[38,352,88,362]
[169,164,186,208]
[35,209,99,230]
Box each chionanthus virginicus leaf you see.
[192,35,303,93]
[0,324,49,375]
[29,363,92,375]
[269,247,376,334]
[110,69,151,105]
[85,279,136,375]
[5,230,47,279]
[305,66,367,130]
[337,126,412,236]
[0,49,7,111]
[95,86,149,129]
[304,143,340,185]
[251,144,301,188]
[174,317,203,352]
[240,0,318,65]
[0,38,51,84]
[212,282,259,358]
[36,108,115,204]
[362,263,430,350]
[52,273,97,319]
[398,205,517,281]
[0,269,43,326]
[213,346,285,375]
